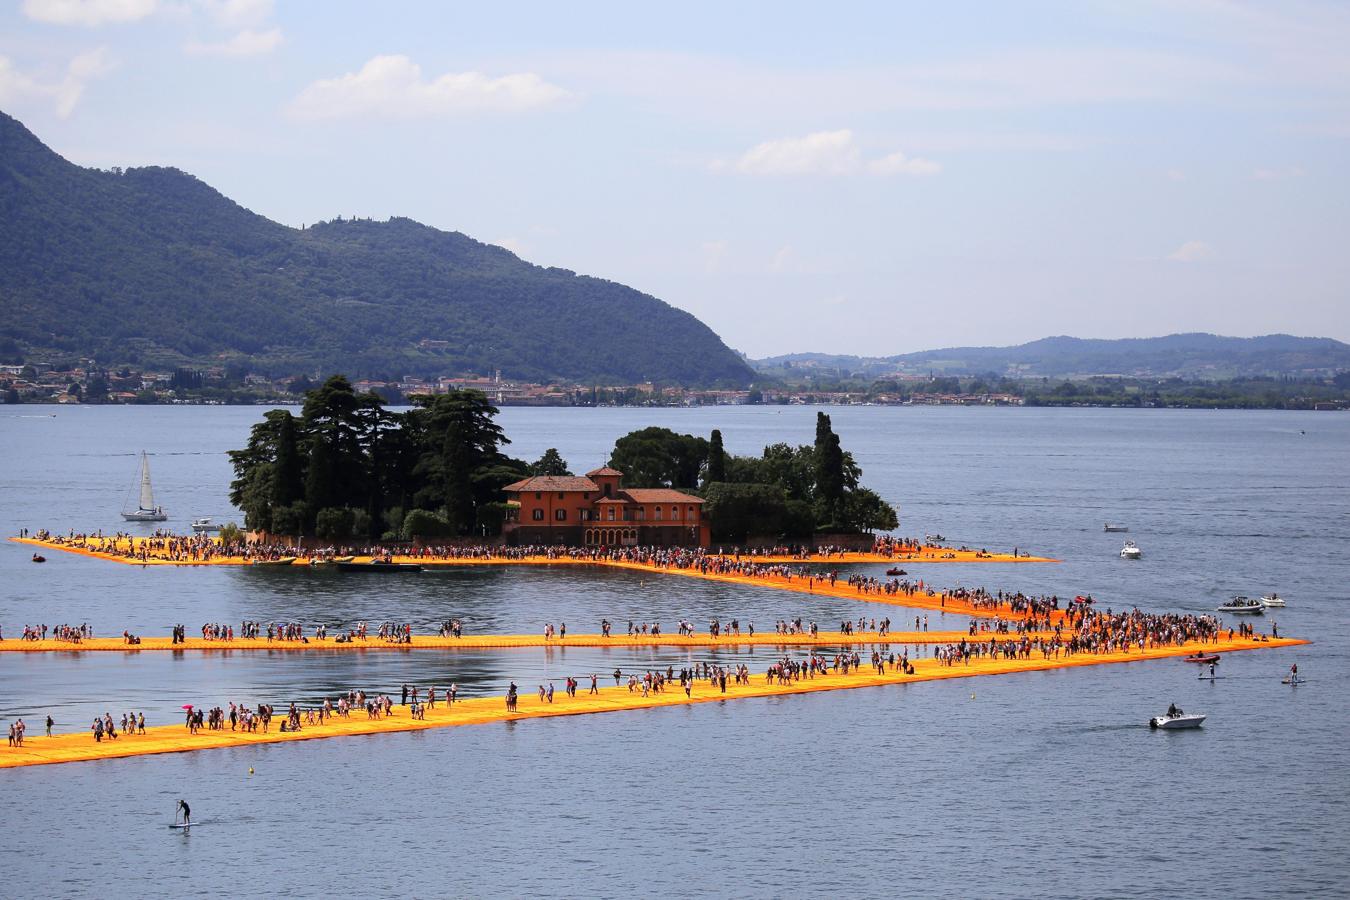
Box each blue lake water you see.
[1,405,1347,898]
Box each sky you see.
[1,0,1348,358]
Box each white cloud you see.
[728,129,939,177]
[0,48,114,117]
[196,0,271,27]
[1168,240,1213,262]
[290,55,571,120]
[735,129,860,176]
[867,150,941,177]
[21,0,156,26]
[1253,165,1306,180]
[184,27,282,57]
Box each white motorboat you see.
[925,533,946,543]
[1260,594,1286,608]
[1150,709,1206,729]
[1104,523,1129,533]
[191,518,222,533]
[1217,595,1264,615]
[1119,540,1142,560]
[120,451,167,522]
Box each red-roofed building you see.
[502,466,709,547]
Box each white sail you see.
[139,452,155,511]
[122,451,167,521]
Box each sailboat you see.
[121,451,167,522]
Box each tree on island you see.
[530,448,572,477]
[608,427,708,490]
[229,375,529,540]
[608,420,897,542]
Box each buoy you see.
[248,767,254,775]
[970,693,976,700]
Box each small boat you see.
[885,567,906,577]
[1260,594,1286,608]
[190,518,222,533]
[251,557,298,567]
[121,451,167,522]
[1217,596,1263,615]
[1119,540,1142,560]
[1150,709,1206,729]
[31,554,46,563]
[1103,523,1129,532]
[1182,653,1220,664]
[336,560,423,573]
[925,533,946,543]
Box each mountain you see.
[0,111,753,386]
[755,334,1350,379]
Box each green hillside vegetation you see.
[0,111,752,386]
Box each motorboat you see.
[190,518,222,533]
[1150,708,1206,729]
[885,567,906,577]
[31,554,46,563]
[250,557,298,567]
[1182,652,1220,664]
[1119,540,1142,560]
[1260,594,1286,608]
[336,560,423,573]
[924,533,946,543]
[1103,523,1129,533]
[1217,596,1263,615]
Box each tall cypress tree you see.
[271,411,302,509]
[813,412,845,528]
[706,429,726,484]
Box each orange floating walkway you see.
[0,628,1050,654]
[12,537,1058,622]
[10,536,1056,568]
[0,635,1304,770]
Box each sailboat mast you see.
[139,452,155,511]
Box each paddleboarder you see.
[176,799,191,828]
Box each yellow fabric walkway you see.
[11,536,1056,567]
[0,628,1049,653]
[0,635,1303,770]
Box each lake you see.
[1,404,1347,898]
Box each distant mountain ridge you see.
[754,334,1350,379]
[0,111,753,386]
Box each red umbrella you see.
[181,704,194,709]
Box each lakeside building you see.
[502,466,709,548]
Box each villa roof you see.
[502,475,599,493]
[623,488,704,504]
[586,466,625,477]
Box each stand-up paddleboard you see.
[168,822,203,829]
[1282,677,1306,685]
[1197,674,1223,680]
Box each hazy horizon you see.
[3,0,1348,357]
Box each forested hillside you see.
[0,111,752,386]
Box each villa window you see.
[532,509,544,521]
[555,508,567,521]
[671,506,680,520]
[534,492,541,500]
[606,507,616,521]
[654,507,662,521]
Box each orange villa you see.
[502,467,709,547]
